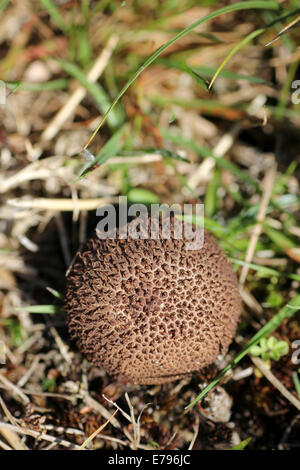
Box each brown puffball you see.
[65,216,241,384]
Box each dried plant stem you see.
[0,374,30,405]
[102,394,131,422]
[239,163,277,285]
[187,123,240,189]
[79,409,118,450]
[0,422,82,450]
[49,326,72,364]
[83,393,121,429]
[188,415,200,450]
[17,356,40,388]
[251,356,300,412]
[125,392,139,450]
[0,396,28,450]
[0,438,13,450]
[41,35,119,141]
[8,197,118,211]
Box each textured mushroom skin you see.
[65,218,241,385]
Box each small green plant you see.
[42,377,56,392]
[228,437,252,450]
[186,296,300,409]
[1,319,24,347]
[250,336,289,361]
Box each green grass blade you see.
[0,0,10,13]
[185,295,300,409]
[127,188,160,204]
[230,258,300,282]
[91,125,126,167]
[41,0,68,33]
[209,8,300,89]
[293,372,300,398]
[46,287,63,299]
[161,129,259,190]
[228,437,252,450]
[84,1,279,148]
[16,305,64,314]
[209,28,263,89]
[275,59,300,120]
[159,59,270,85]
[264,225,297,250]
[204,168,221,217]
[151,94,300,121]
[177,213,230,236]
[58,59,123,129]
[77,124,127,179]
[146,147,190,163]
[6,79,69,92]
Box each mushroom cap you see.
[65,216,241,384]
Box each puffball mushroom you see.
[65,215,241,384]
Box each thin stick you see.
[102,394,131,422]
[125,392,138,450]
[17,356,40,388]
[21,389,76,401]
[136,403,152,451]
[93,433,129,447]
[0,374,30,405]
[0,396,28,450]
[251,356,300,412]
[187,123,240,189]
[83,393,121,429]
[0,395,20,427]
[0,154,161,193]
[188,415,200,450]
[108,154,162,164]
[0,422,82,450]
[45,425,84,436]
[0,438,13,450]
[8,197,117,211]
[49,326,72,364]
[239,163,276,285]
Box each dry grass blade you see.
[78,409,118,450]
[265,14,300,46]
[0,396,28,450]
[83,393,121,429]
[125,392,139,450]
[49,326,72,364]
[188,415,200,450]
[41,35,119,141]
[0,422,82,450]
[0,374,30,405]
[0,438,13,450]
[187,123,241,190]
[7,197,118,211]
[102,394,131,422]
[251,356,300,412]
[0,395,20,427]
[239,163,277,285]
